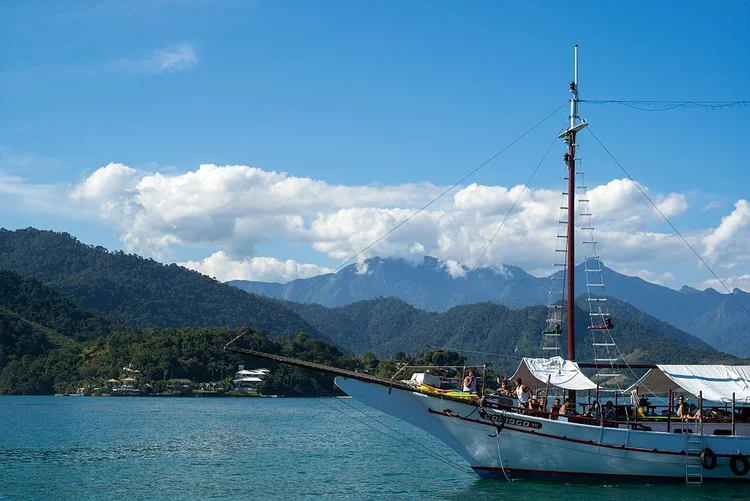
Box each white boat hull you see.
[335,376,750,482]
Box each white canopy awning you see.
[511,356,598,391]
[625,365,750,403]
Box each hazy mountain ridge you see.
[231,256,750,356]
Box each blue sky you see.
[1,0,749,290]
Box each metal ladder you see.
[685,432,704,484]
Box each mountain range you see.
[230,256,750,357]
[0,227,746,393]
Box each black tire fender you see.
[730,454,750,476]
[700,448,717,470]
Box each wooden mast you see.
[558,45,587,402]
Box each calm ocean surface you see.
[1,396,748,500]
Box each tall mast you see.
[567,46,579,362]
[558,45,587,363]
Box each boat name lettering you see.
[479,410,542,429]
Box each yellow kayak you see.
[417,383,477,401]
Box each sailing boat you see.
[229,45,750,483]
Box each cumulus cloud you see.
[703,200,750,264]
[54,161,747,283]
[180,251,333,283]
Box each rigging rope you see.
[586,126,750,323]
[581,100,750,112]
[273,379,474,475]
[290,101,570,302]
[467,118,569,275]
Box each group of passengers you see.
[674,395,702,421]
[484,376,622,424]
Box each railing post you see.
[481,363,486,397]
[596,383,601,426]
[667,389,672,433]
[544,374,551,412]
[732,392,736,436]
[699,390,703,435]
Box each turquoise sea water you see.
[1,396,749,500]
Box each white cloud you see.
[698,275,750,293]
[0,159,713,285]
[702,200,750,264]
[440,259,467,278]
[180,251,333,283]
[107,42,198,74]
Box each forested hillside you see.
[290,296,739,375]
[232,255,750,357]
[0,228,319,337]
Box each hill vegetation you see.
[289,296,740,375]
[0,228,320,337]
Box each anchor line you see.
[271,378,474,475]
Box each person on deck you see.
[550,398,562,420]
[496,380,511,396]
[686,403,702,421]
[462,369,477,393]
[515,378,531,409]
[676,395,687,419]
[559,399,574,416]
[495,379,513,407]
[602,400,616,422]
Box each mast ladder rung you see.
[596,373,621,377]
[587,283,605,287]
[555,249,567,253]
[560,206,569,210]
[584,268,602,272]
[557,235,567,238]
[593,358,619,362]
[577,185,588,189]
[548,305,563,309]
[582,241,597,244]
[551,277,565,281]
[578,199,590,202]
[587,298,607,302]
[562,192,569,196]
[553,263,566,267]
[582,227,595,230]
[542,347,560,350]
[558,220,568,224]
[592,343,616,347]
[589,312,610,317]
[580,213,592,216]
[575,170,585,174]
